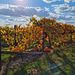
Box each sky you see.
[0,0,75,27]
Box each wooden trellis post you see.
[42,31,44,51]
[14,25,17,46]
[70,32,73,43]
[0,28,1,71]
[48,36,51,48]
[14,25,23,61]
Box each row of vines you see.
[0,17,75,52]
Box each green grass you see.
[1,42,75,75]
[1,54,11,63]
[1,47,11,63]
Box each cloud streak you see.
[0,4,49,17]
[64,0,75,3]
[42,0,75,3]
[0,4,75,26]
[52,3,75,15]
[43,0,61,3]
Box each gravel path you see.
[1,54,43,75]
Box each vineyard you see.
[0,17,75,75]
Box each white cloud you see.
[72,0,75,2]
[52,3,75,14]
[8,18,27,22]
[0,4,49,17]
[64,0,71,3]
[0,4,75,26]
[47,11,75,25]
[10,5,19,8]
[43,0,61,3]
[0,14,31,27]
[0,4,9,9]
[43,0,75,3]
[0,18,29,27]
[64,0,75,3]
[45,7,50,11]
[33,15,40,20]
[5,15,10,17]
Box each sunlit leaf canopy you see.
[1,17,75,52]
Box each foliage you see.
[1,17,75,52]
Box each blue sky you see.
[0,0,75,27]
